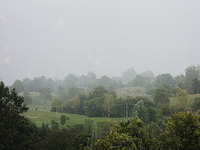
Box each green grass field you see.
[23,110,129,127]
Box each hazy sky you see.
[1,0,200,85]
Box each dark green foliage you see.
[87,117,160,150]
[50,120,59,130]
[73,124,85,132]
[60,115,69,125]
[96,120,112,139]
[154,87,170,108]
[83,95,157,121]
[90,132,137,150]
[38,122,50,139]
[84,86,107,117]
[0,81,40,150]
[84,99,101,117]
[162,111,200,150]
[84,119,94,134]
[43,127,76,150]
[43,126,90,150]
[0,82,28,114]
[109,97,125,117]
[132,97,157,123]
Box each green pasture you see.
[23,110,129,127]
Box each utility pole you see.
[108,106,110,118]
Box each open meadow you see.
[23,109,129,127]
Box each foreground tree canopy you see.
[0,82,39,149]
[162,111,200,149]
[87,112,200,150]
[1,81,200,150]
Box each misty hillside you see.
[1,1,200,149]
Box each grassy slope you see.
[23,110,129,127]
[115,86,146,98]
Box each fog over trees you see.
[1,0,200,85]
[1,0,200,149]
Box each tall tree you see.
[185,65,200,93]
[155,74,174,95]
[84,86,107,117]
[103,92,117,117]
[153,87,170,108]
[172,86,188,112]
[174,74,186,89]
[191,77,200,94]
[0,81,40,149]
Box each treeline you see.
[51,86,157,121]
[1,81,200,149]
[52,85,200,127]
[11,65,200,95]
[8,65,200,119]
[10,72,123,93]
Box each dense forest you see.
[1,65,200,149]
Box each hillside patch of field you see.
[115,86,146,98]
[23,110,129,127]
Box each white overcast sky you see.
[0,0,200,85]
